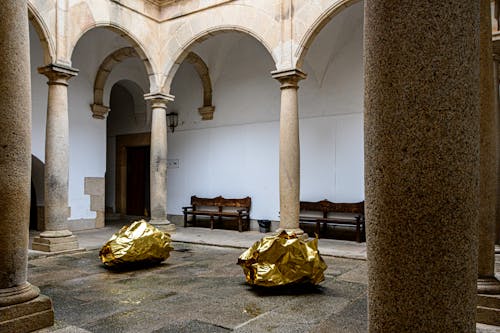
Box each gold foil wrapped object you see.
[99,220,173,266]
[237,231,327,286]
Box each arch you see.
[69,22,158,91]
[91,47,139,119]
[162,26,278,94]
[27,2,56,65]
[111,80,147,122]
[185,52,215,120]
[294,0,362,68]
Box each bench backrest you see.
[191,196,251,210]
[300,200,364,217]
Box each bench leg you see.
[184,213,187,228]
[210,215,214,230]
[193,215,197,227]
[238,216,242,232]
[315,221,321,238]
[356,222,361,243]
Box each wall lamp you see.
[167,111,179,133]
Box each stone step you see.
[477,306,500,327]
[477,294,500,327]
[478,294,500,309]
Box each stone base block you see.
[0,295,54,333]
[32,235,79,252]
[477,277,500,294]
[95,211,105,228]
[151,221,176,233]
[477,306,500,326]
[477,294,500,326]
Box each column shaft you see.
[478,0,500,293]
[33,64,79,252]
[0,0,38,298]
[45,79,70,233]
[145,93,175,231]
[364,1,480,331]
[495,58,500,245]
[0,1,54,331]
[272,69,306,234]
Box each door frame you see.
[115,132,151,216]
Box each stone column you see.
[0,1,54,331]
[271,69,306,235]
[478,0,500,294]
[144,93,175,231]
[495,56,500,246]
[32,64,79,252]
[364,1,480,332]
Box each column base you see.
[32,235,79,252]
[0,283,39,307]
[0,294,54,333]
[275,228,307,239]
[40,229,73,238]
[478,276,500,294]
[150,220,176,232]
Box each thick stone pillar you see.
[271,69,306,235]
[364,1,480,332]
[145,93,175,231]
[32,64,79,252]
[495,56,500,246]
[0,1,54,331]
[478,0,500,294]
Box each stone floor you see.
[31,243,367,333]
[28,221,500,333]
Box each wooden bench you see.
[299,200,365,242]
[183,196,251,232]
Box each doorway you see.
[126,145,150,216]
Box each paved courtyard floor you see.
[32,243,368,333]
[28,221,500,333]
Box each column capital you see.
[90,103,110,119]
[144,92,175,109]
[198,105,215,120]
[271,68,307,88]
[38,63,79,85]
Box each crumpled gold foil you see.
[99,220,173,266]
[237,231,327,286]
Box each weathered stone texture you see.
[364,0,480,331]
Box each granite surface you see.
[364,0,481,331]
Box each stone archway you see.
[294,0,362,69]
[69,23,158,91]
[91,47,139,119]
[28,3,55,65]
[161,26,279,94]
[185,52,215,120]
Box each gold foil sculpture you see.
[237,231,327,286]
[99,220,173,266]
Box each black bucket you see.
[257,219,271,233]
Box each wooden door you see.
[126,146,150,216]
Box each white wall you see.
[30,23,48,164]
[30,23,49,206]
